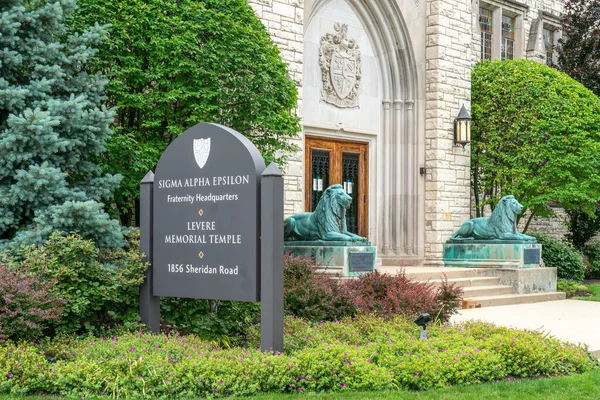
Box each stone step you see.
[378,266,481,281]
[429,276,501,288]
[462,285,514,297]
[462,292,567,309]
[444,260,522,268]
[590,349,600,360]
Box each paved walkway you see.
[451,300,600,358]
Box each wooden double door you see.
[304,137,369,238]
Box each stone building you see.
[247,0,565,264]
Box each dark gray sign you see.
[152,123,266,301]
[524,248,541,264]
[349,252,375,272]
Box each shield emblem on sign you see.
[193,138,210,169]
[330,48,357,99]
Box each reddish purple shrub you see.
[434,274,463,321]
[346,270,437,319]
[0,264,65,342]
[283,254,355,321]
[347,271,463,322]
[283,255,463,323]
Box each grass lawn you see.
[575,282,600,302]
[3,370,599,400]
[232,370,600,399]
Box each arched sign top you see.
[155,123,266,177]
[152,123,266,301]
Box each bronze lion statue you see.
[284,184,368,242]
[450,195,536,241]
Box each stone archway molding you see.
[305,0,426,260]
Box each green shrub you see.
[471,59,600,222]
[583,240,600,279]
[0,230,147,335]
[531,232,585,281]
[557,279,591,297]
[160,298,260,347]
[0,316,595,397]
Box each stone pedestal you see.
[443,241,542,268]
[443,241,557,294]
[284,241,376,277]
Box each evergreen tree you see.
[0,0,123,249]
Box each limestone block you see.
[272,2,295,18]
[282,21,303,35]
[262,11,281,22]
[425,200,450,213]
[249,3,263,17]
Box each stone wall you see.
[522,208,570,240]
[424,0,474,259]
[247,0,305,216]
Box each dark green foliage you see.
[0,316,596,397]
[583,240,600,279]
[0,231,147,335]
[566,205,600,250]
[0,0,123,248]
[71,0,301,224]
[531,232,585,282]
[471,60,600,229]
[0,264,65,342]
[160,298,260,347]
[557,0,600,97]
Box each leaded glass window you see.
[501,15,515,60]
[341,153,360,234]
[480,8,493,61]
[310,150,330,211]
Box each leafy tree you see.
[71,0,300,224]
[557,0,600,97]
[471,60,600,231]
[0,0,123,249]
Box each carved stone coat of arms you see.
[319,23,362,108]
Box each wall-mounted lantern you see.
[454,104,471,147]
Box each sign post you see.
[260,164,284,352]
[140,123,283,351]
[139,171,160,333]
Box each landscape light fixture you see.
[414,313,431,339]
[453,104,471,147]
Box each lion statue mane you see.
[450,195,536,242]
[284,184,368,242]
